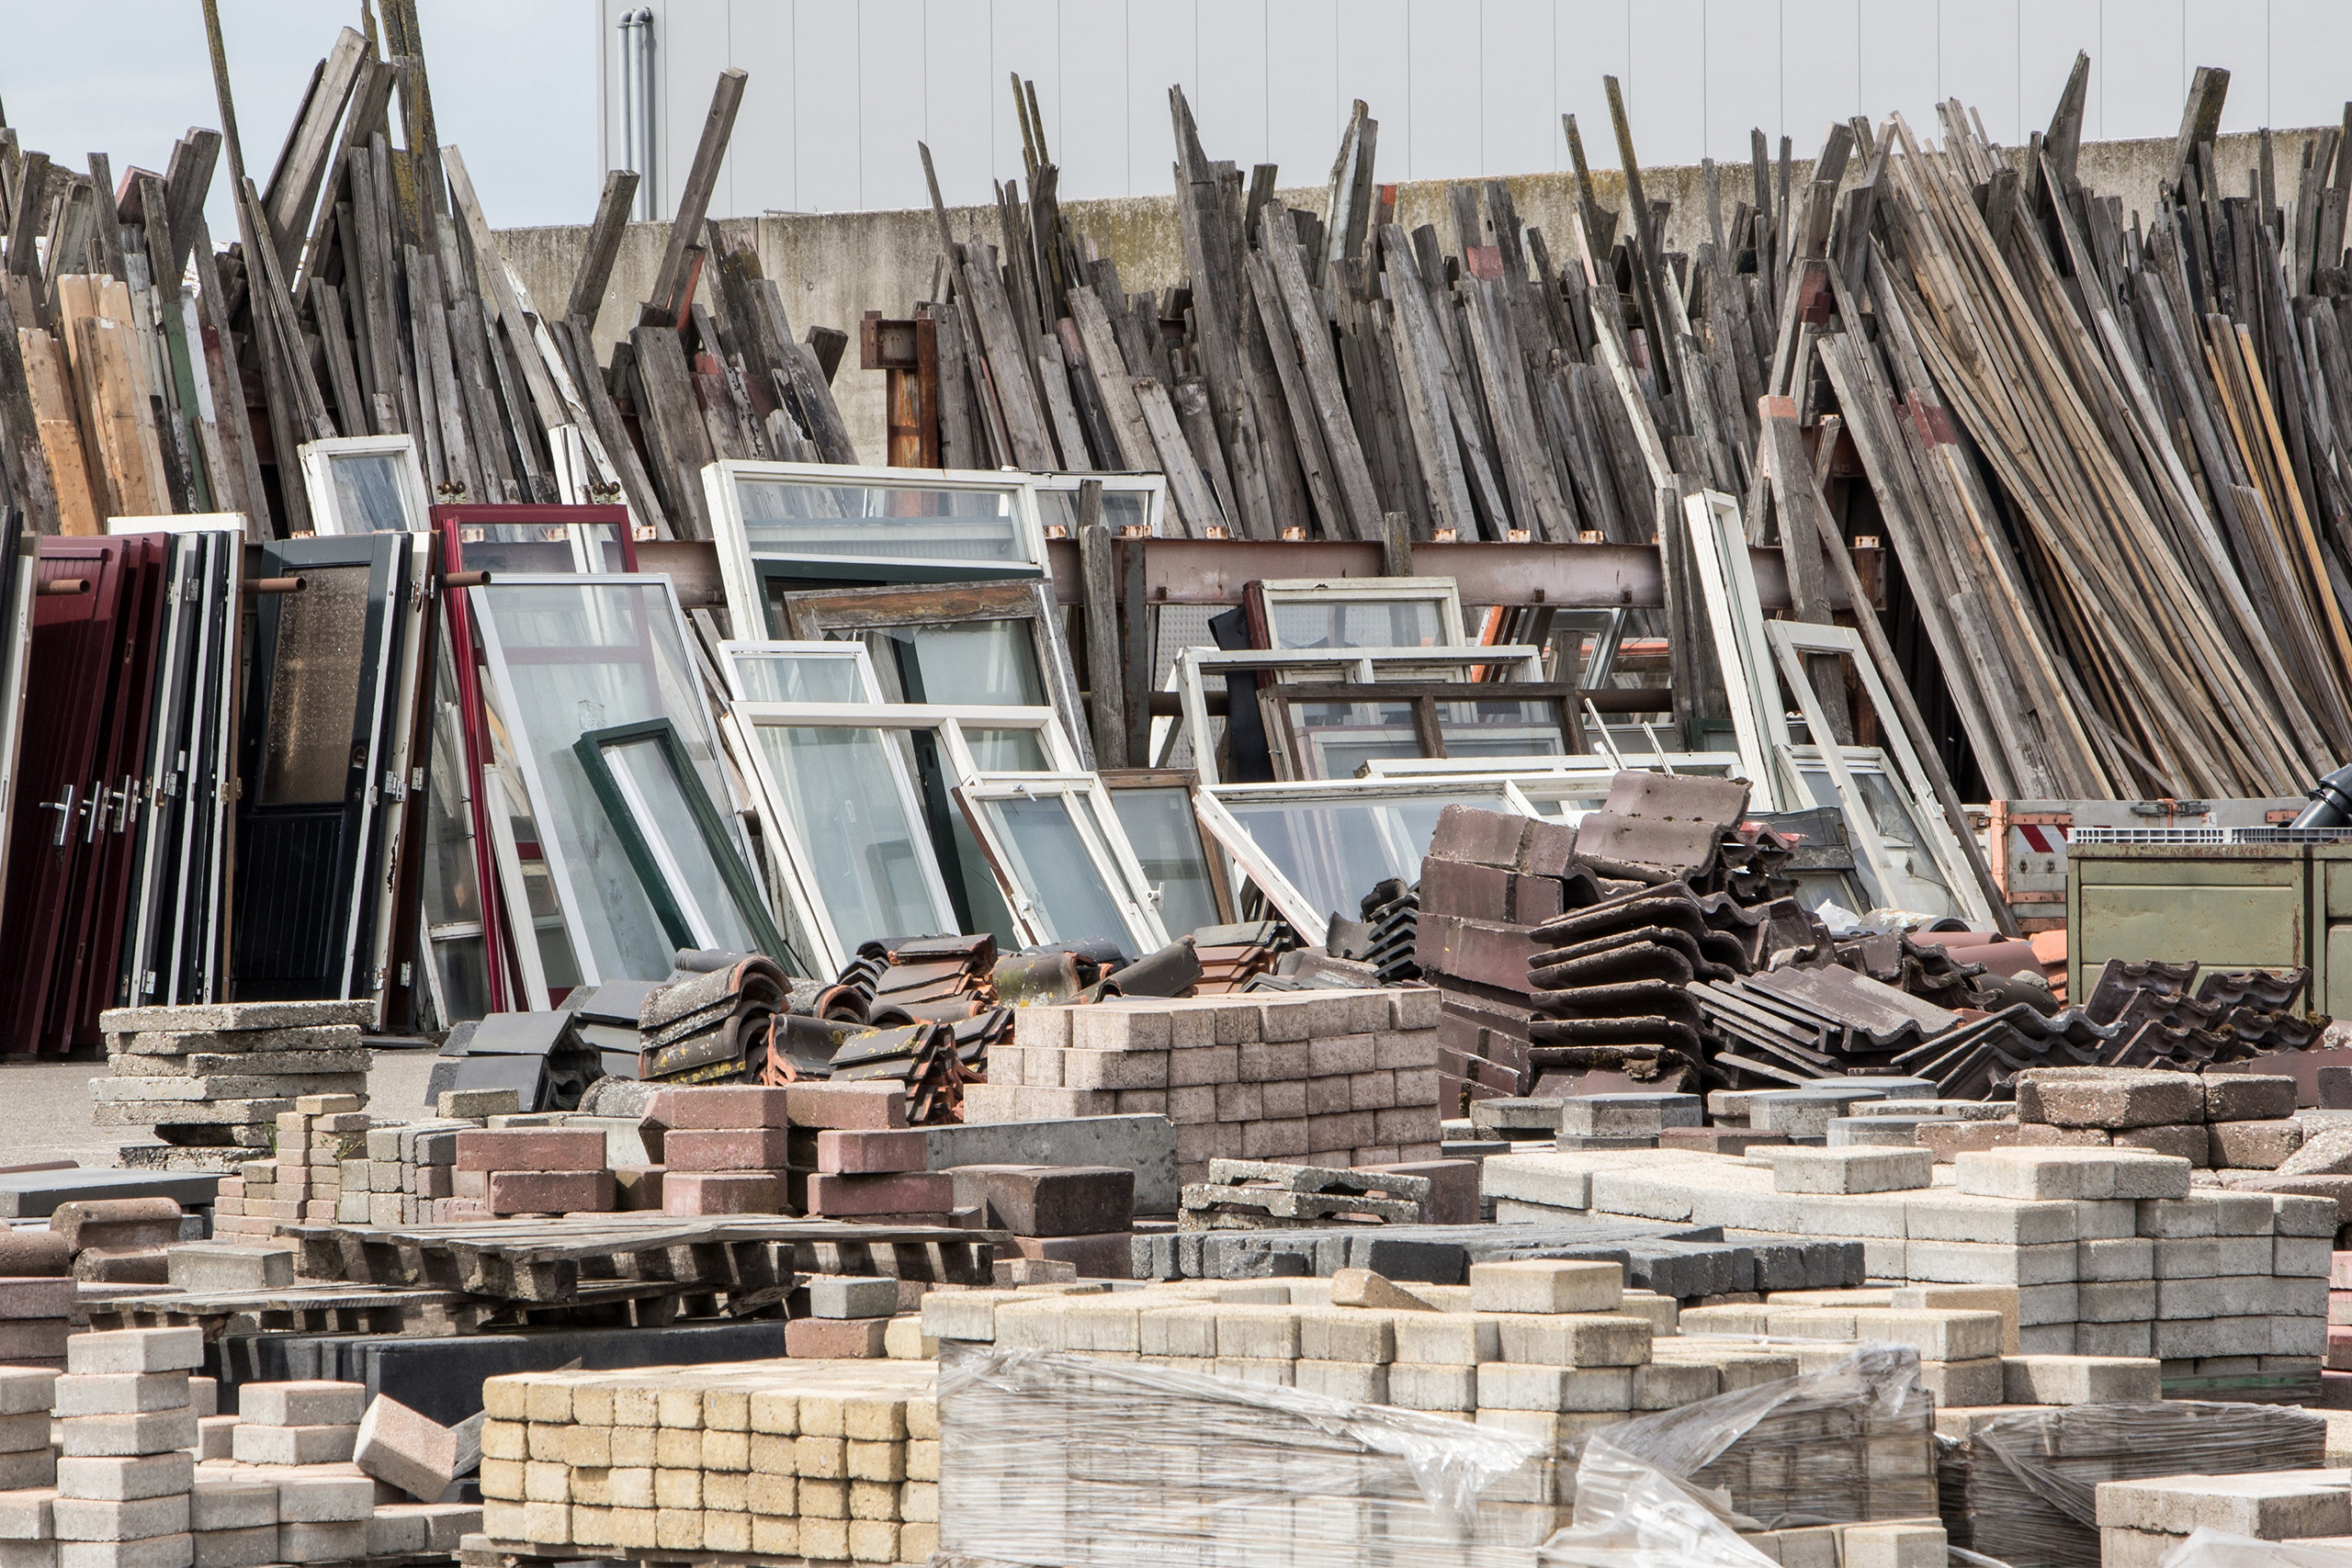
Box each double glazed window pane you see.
[600,736,769,953]
[327,454,413,533]
[758,726,939,949]
[859,621,1046,707]
[1223,789,1510,919]
[1267,600,1449,650]
[1291,699,1422,779]
[735,477,1028,567]
[730,654,871,704]
[476,582,725,984]
[1438,699,1566,759]
[1798,764,1959,918]
[1110,786,1220,936]
[452,524,628,574]
[978,794,1129,947]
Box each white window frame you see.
[1254,576,1469,649]
[1680,486,1788,806]
[715,639,884,705]
[298,435,432,535]
[727,701,1085,974]
[1194,777,1541,946]
[1764,619,1999,928]
[469,573,734,988]
[1029,471,1170,536]
[1165,645,1547,782]
[701,458,1049,632]
[953,771,1170,954]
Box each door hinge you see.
[381,770,407,802]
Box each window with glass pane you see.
[1797,763,1959,917]
[1110,786,1221,935]
[1267,599,1449,650]
[1289,698,1424,779]
[1436,698,1567,760]
[756,726,944,949]
[257,564,370,807]
[1221,788,1512,919]
[1035,487,1154,536]
[420,655,492,1021]
[729,653,872,703]
[961,727,1051,771]
[474,581,731,984]
[734,475,1030,567]
[328,453,415,532]
[598,733,775,954]
[451,524,630,574]
[977,793,1131,944]
[857,621,1046,706]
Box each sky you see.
[0,1,598,237]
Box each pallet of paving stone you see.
[80,1283,486,1338]
[281,1216,1001,1303]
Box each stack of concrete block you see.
[647,1086,790,1219]
[2096,1470,2352,1563]
[2331,1252,2352,1376]
[51,1328,201,1568]
[948,1164,1135,1279]
[1708,1080,1940,1146]
[471,1358,939,1564]
[450,1130,613,1221]
[793,1087,962,1225]
[0,1234,73,1370]
[972,991,1442,1189]
[92,1003,374,1172]
[1470,1092,1703,1153]
[348,1121,471,1226]
[227,1383,360,1470]
[263,1097,372,1224]
[49,1201,186,1287]
[1937,1400,2326,1563]
[0,1369,55,1491]
[1736,1519,1949,1565]
[1909,1067,2306,1171]
[1481,1144,2334,1388]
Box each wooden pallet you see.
[280,1215,1001,1303]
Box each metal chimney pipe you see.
[618,8,656,220]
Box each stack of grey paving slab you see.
[1469,1092,1703,1153]
[92,1003,376,1173]
[1482,1141,2331,1387]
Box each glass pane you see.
[963,728,1050,771]
[859,621,1046,706]
[475,581,729,983]
[1110,785,1220,935]
[1799,763,1960,919]
[1267,599,1447,650]
[602,735,769,953]
[1436,698,1567,760]
[422,626,490,1021]
[1222,788,1512,919]
[452,523,629,574]
[757,726,943,948]
[729,653,870,703]
[327,453,414,532]
[1035,487,1154,536]
[1288,698,1423,780]
[980,794,1131,945]
[258,563,370,807]
[734,475,1030,567]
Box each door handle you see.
[40,784,76,847]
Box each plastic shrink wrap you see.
[1939,1401,2325,1568]
[2153,1529,2352,1565]
[934,1342,1558,1568]
[1540,1347,1936,1568]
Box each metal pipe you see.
[618,8,656,220]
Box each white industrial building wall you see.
[595,0,2352,220]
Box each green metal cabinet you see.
[2065,841,2336,1002]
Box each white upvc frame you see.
[1165,645,1549,782]
[1030,471,1170,537]
[106,513,251,536]
[1763,619,1999,928]
[728,701,1083,974]
[1680,487,1788,806]
[356,532,433,1012]
[953,771,1170,954]
[1358,750,1747,780]
[469,573,732,988]
[1254,575,1469,649]
[715,639,884,705]
[701,458,1049,632]
[1194,777,1542,946]
[298,435,433,535]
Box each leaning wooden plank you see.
[442,145,567,437]
[290,56,395,300]
[184,215,266,532]
[1066,287,1154,472]
[1244,250,1348,536]
[930,303,989,470]
[546,315,668,535]
[956,228,1057,470]
[628,323,718,538]
[16,327,96,533]
[1132,377,1222,536]
[1035,333,1091,469]
[566,168,639,328]
[1261,197,1383,539]
[642,70,747,328]
[263,27,370,276]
